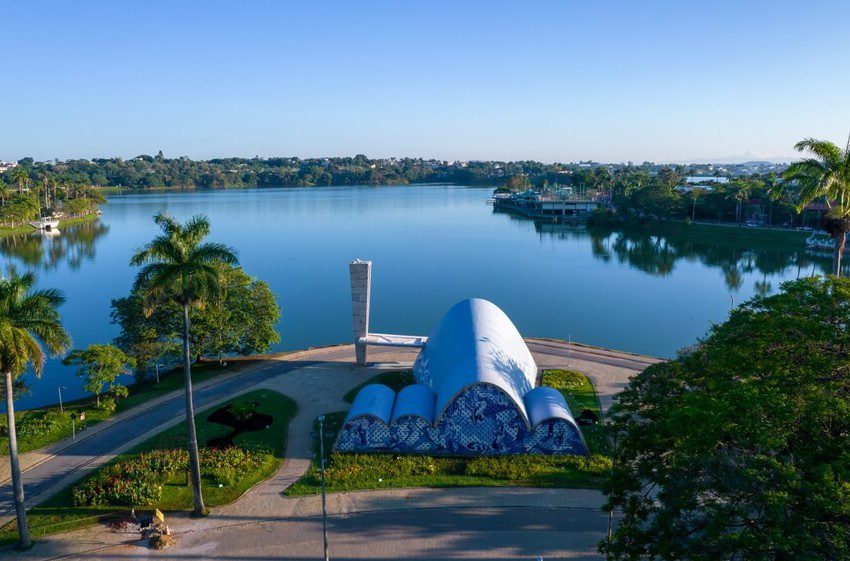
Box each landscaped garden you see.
[0,389,296,545]
[286,368,610,496]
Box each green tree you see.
[604,277,850,560]
[784,136,850,275]
[111,266,281,371]
[63,344,135,407]
[505,174,531,191]
[9,167,30,194]
[130,212,238,516]
[0,268,70,549]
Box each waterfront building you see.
[337,261,588,456]
[492,189,599,221]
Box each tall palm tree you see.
[784,136,850,276]
[0,268,70,549]
[130,212,237,516]
[726,179,753,225]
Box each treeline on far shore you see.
[1,153,782,191]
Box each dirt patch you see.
[206,401,273,448]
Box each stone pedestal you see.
[349,259,372,365]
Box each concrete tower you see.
[349,259,372,365]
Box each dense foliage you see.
[0,411,63,441]
[111,265,280,375]
[2,154,783,191]
[72,446,268,506]
[784,138,850,275]
[0,167,104,228]
[604,277,850,560]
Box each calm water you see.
[2,185,832,409]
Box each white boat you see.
[30,216,60,230]
[806,231,848,253]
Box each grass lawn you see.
[0,360,261,456]
[287,369,611,496]
[0,389,296,546]
[342,370,414,403]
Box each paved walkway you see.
[0,340,658,559]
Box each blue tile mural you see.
[336,383,588,456]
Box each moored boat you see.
[30,216,60,230]
[806,231,848,253]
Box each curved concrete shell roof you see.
[524,386,577,426]
[413,298,538,425]
[391,384,436,424]
[345,383,395,425]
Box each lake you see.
[2,184,833,409]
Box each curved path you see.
[1,340,659,559]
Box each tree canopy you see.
[63,344,135,407]
[604,276,850,560]
[111,265,281,375]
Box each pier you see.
[492,189,601,221]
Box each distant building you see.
[0,161,18,172]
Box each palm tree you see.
[0,179,10,207]
[784,136,850,276]
[726,179,753,225]
[130,212,238,516]
[9,168,30,195]
[0,268,70,549]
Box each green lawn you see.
[287,369,611,496]
[0,360,260,456]
[343,370,414,403]
[0,389,296,546]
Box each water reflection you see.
[0,220,110,271]
[533,221,836,292]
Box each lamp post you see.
[154,363,162,384]
[58,386,66,413]
[317,415,329,561]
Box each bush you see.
[73,449,186,506]
[97,397,117,413]
[8,411,64,440]
[227,401,256,422]
[200,446,267,486]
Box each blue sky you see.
[1,0,848,163]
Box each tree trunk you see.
[182,304,206,516]
[5,372,31,549]
[834,232,846,277]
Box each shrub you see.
[12,411,64,440]
[98,397,117,413]
[200,446,267,486]
[73,467,163,506]
[227,401,256,422]
[73,449,186,506]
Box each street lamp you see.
[316,415,329,561]
[154,363,163,384]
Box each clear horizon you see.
[2,0,848,163]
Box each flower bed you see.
[73,446,270,506]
